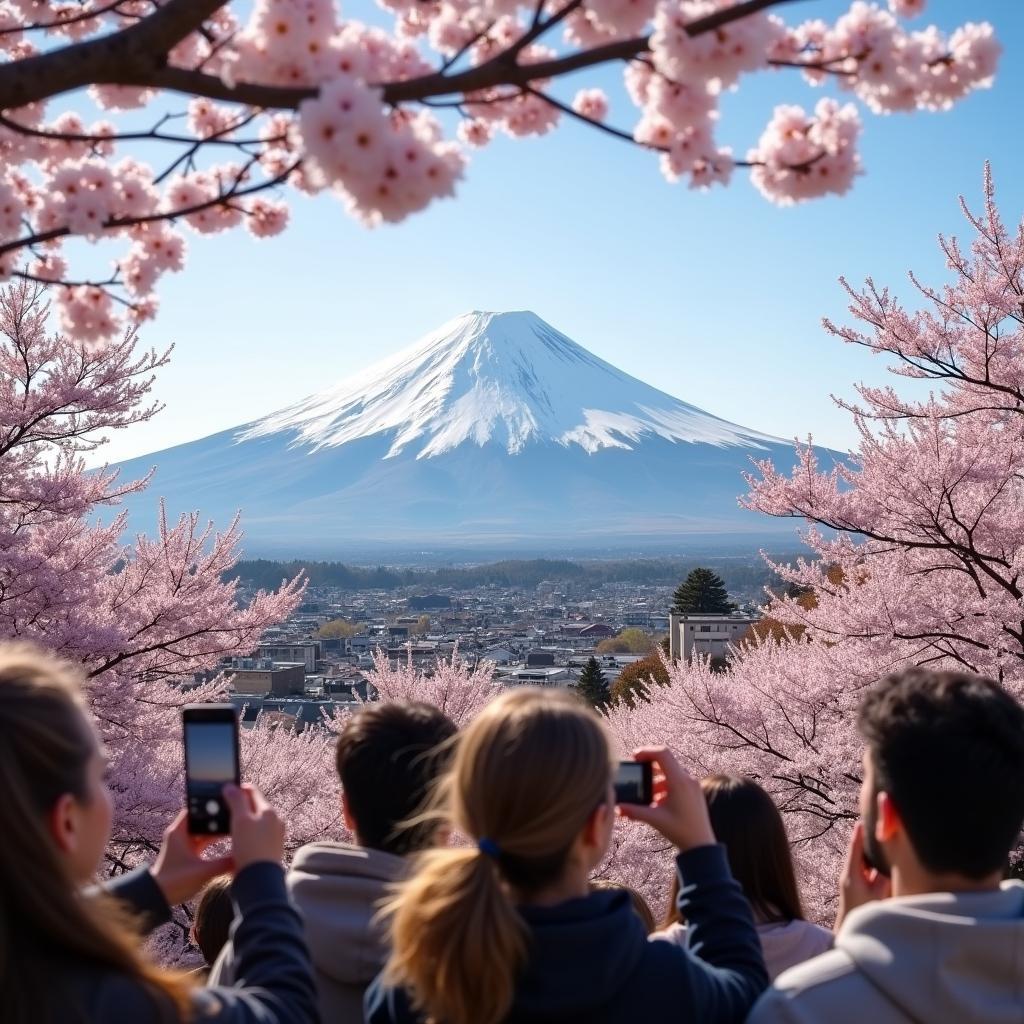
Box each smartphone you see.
[183,703,240,835]
[614,759,653,805]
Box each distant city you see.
[200,553,792,726]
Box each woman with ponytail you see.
[365,687,769,1024]
[0,643,319,1024]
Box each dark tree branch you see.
[0,0,811,112]
[0,0,225,110]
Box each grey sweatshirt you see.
[749,880,1024,1024]
[212,842,405,1023]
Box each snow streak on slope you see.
[240,311,779,458]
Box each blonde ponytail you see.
[381,687,613,1024]
[384,846,527,1024]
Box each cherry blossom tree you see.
[362,644,501,725]
[0,0,1000,339]
[0,278,319,877]
[606,166,1024,917]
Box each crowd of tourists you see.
[2,642,1023,1023]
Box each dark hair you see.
[0,644,192,1024]
[590,879,656,934]
[858,668,1024,879]
[663,775,802,928]
[191,875,234,967]
[335,701,457,855]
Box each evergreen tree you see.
[576,657,610,709]
[671,568,735,615]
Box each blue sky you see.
[94,0,1024,464]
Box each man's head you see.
[857,668,1024,883]
[336,701,457,856]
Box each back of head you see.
[383,687,613,1024]
[858,668,1024,879]
[661,774,803,927]
[0,643,190,1022]
[336,700,457,855]
[192,875,234,967]
[590,879,656,934]
[703,775,803,923]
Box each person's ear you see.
[582,801,612,850]
[49,792,80,855]
[877,790,901,842]
[341,791,356,833]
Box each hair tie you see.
[478,837,501,859]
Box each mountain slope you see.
[241,311,778,457]
[113,311,810,556]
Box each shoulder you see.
[749,949,861,1023]
[63,965,176,1024]
[363,974,421,1024]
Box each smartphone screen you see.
[183,704,240,834]
[614,760,653,805]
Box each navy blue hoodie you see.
[364,843,768,1024]
[45,862,320,1024]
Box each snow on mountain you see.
[113,310,808,556]
[239,310,779,458]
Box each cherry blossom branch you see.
[0,158,300,260]
[0,0,223,110]
[0,109,273,150]
[523,84,763,168]
[0,0,135,38]
[0,0,804,111]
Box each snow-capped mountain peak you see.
[239,310,777,458]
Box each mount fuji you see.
[113,311,811,556]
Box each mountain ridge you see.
[237,310,781,459]
[112,310,810,555]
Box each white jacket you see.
[749,881,1024,1024]
[651,918,833,980]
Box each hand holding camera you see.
[617,746,716,853]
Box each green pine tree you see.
[671,567,735,615]
[576,656,610,709]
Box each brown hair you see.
[0,643,193,1023]
[859,668,1024,879]
[590,879,656,934]
[663,775,803,928]
[335,700,457,855]
[191,875,234,967]
[381,687,613,1024]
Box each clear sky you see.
[91,0,1024,465]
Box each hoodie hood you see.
[511,890,649,1016]
[288,842,406,988]
[836,880,1024,1023]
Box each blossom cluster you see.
[0,0,999,338]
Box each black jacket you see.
[46,862,320,1024]
[365,843,768,1024]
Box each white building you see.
[498,666,572,688]
[669,611,759,662]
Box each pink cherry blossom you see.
[0,280,306,959]
[245,196,290,237]
[572,88,610,121]
[613,167,1024,919]
[0,0,999,336]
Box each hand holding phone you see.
[151,810,234,906]
[183,703,240,835]
[614,760,653,805]
[222,784,287,870]
[616,747,716,853]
